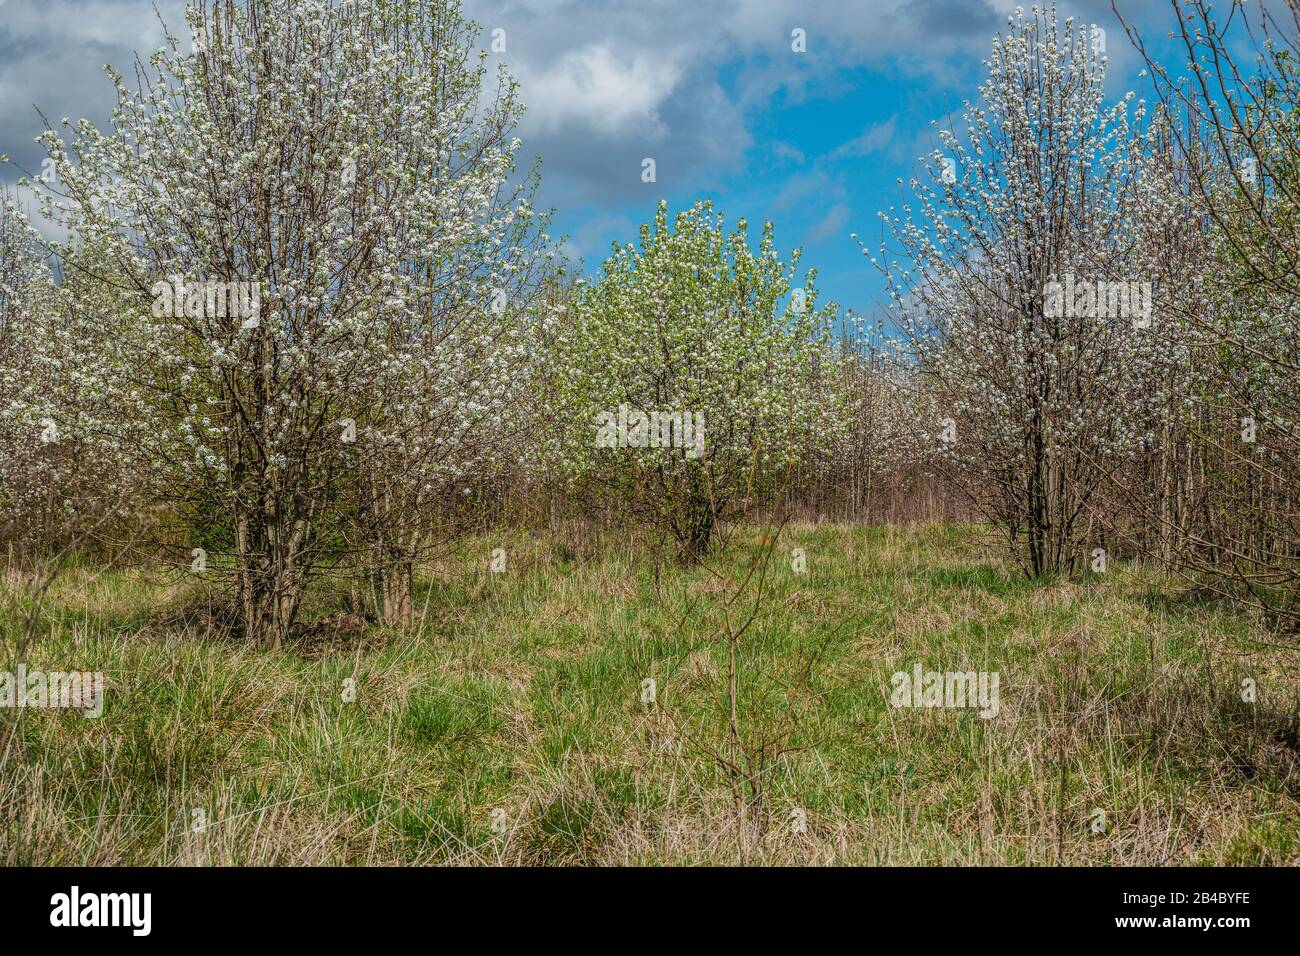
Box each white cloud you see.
[518,45,683,139]
[832,116,898,160]
[807,202,851,244]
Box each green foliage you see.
[547,199,849,559]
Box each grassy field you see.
[2,522,1297,865]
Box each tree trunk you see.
[376,559,413,625]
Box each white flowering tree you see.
[0,197,152,654]
[0,196,68,561]
[798,313,938,522]
[549,200,845,562]
[869,7,1164,576]
[0,198,141,555]
[32,0,552,645]
[344,166,557,624]
[1117,0,1300,622]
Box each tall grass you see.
[2,523,1296,865]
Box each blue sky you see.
[0,0,1190,317]
[461,0,1175,319]
[538,56,977,321]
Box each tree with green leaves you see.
[549,200,846,562]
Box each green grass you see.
[1,522,1297,865]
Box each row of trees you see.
[2,0,1296,644]
[873,2,1299,624]
[1,0,857,647]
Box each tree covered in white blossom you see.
[30,0,554,645]
[869,6,1167,576]
[1116,0,1300,622]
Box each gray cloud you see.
[0,0,1163,255]
[0,1,184,177]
